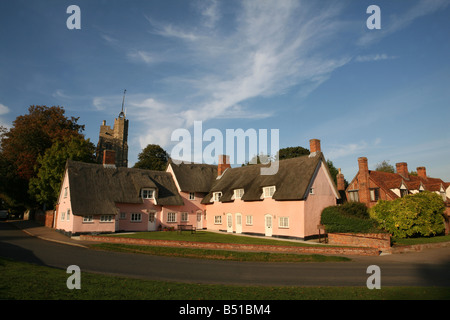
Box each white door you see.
[226,213,233,233]
[148,212,156,231]
[265,214,273,237]
[196,211,202,230]
[235,213,242,234]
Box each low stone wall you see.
[80,234,381,256]
[328,233,391,250]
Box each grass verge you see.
[1,257,449,300]
[90,243,351,262]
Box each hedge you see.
[320,202,381,233]
[370,191,445,239]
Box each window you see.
[309,188,315,195]
[213,192,222,202]
[246,215,253,226]
[400,188,408,198]
[67,209,70,221]
[234,189,244,199]
[214,216,222,224]
[64,187,68,198]
[100,215,113,223]
[348,190,359,202]
[189,192,195,200]
[181,212,188,222]
[141,189,155,199]
[83,215,93,223]
[61,210,65,220]
[370,188,380,201]
[263,186,276,198]
[131,213,142,222]
[279,217,289,228]
[120,212,127,219]
[167,212,177,223]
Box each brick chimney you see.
[103,150,116,168]
[358,157,370,204]
[417,166,427,179]
[396,162,409,180]
[309,139,321,155]
[336,168,345,191]
[218,154,231,177]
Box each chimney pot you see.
[309,139,321,154]
[417,166,427,179]
[218,155,231,176]
[103,150,116,167]
[396,162,409,180]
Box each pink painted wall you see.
[205,162,337,239]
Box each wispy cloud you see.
[355,54,397,62]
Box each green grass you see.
[1,257,449,300]
[107,230,321,247]
[91,243,350,262]
[393,234,450,246]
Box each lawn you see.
[107,230,321,247]
[1,257,449,300]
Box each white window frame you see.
[263,186,276,198]
[279,217,289,228]
[141,188,155,199]
[64,187,68,198]
[234,189,244,199]
[348,190,359,202]
[100,215,114,223]
[214,216,222,224]
[309,187,315,195]
[61,210,65,221]
[167,212,177,223]
[246,215,253,226]
[66,209,70,221]
[181,212,188,222]
[213,192,222,202]
[83,215,93,223]
[130,213,142,222]
[189,192,195,200]
[120,212,127,219]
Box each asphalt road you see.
[1,222,450,287]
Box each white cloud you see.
[355,54,397,62]
[0,103,10,115]
[127,50,157,64]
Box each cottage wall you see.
[55,170,74,233]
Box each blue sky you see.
[1,0,449,181]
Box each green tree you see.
[0,106,85,209]
[133,144,169,171]
[28,136,95,209]
[276,146,309,160]
[370,191,446,239]
[375,160,395,173]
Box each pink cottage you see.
[55,139,340,240]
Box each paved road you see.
[1,222,450,287]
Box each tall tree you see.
[133,144,169,171]
[0,105,85,208]
[28,136,95,209]
[375,160,395,173]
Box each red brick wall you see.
[328,233,391,249]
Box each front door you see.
[196,211,202,230]
[148,212,156,231]
[235,213,242,234]
[226,213,233,233]
[265,214,273,237]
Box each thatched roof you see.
[169,161,218,193]
[66,160,184,216]
[202,152,336,203]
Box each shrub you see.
[320,203,381,233]
[370,191,445,239]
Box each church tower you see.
[96,90,129,167]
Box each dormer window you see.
[142,188,155,199]
[263,186,276,198]
[213,192,222,202]
[234,189,244,199]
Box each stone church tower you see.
[96,91,129,167]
